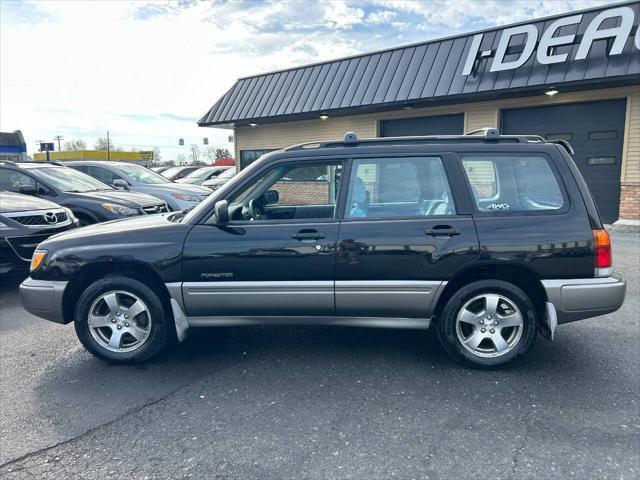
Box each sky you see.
[0,0,619,162]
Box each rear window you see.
[462,155,564,213]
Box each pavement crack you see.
[0,382,190,471]
[509,422,528,479]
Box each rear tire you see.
[436,280,537,368]
[74,275,173,363]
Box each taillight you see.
[593,229,611,277]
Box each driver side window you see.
[229,161,343,222]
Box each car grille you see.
[6,227,73,261]
[141,204,168,215]
[12,211,68,226]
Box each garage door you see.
[380,113,464,137]
[501,99,626,224]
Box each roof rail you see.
[284,129,548,152]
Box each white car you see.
[66,161,211,211]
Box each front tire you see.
[436,280,537,368]
[74,275,172,363]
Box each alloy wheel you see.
[455,293,524,358]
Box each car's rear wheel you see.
[74,275,173,363]
[436,280,537,368]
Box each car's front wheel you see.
[74,275,173,363]
[436,280,537,368]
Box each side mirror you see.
[19,185,37,196]
[264,189,279,205]
[214,199,229,224]
[112,179,129,190]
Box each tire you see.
[436,280,537,368]
[74,275,173,363]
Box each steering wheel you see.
[247,198,265,221]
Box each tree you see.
[153,147,161,163]
[94,137,123,152]
[175,154,186,166]
[161,160,175,167]
[63,139,87,151]
[215,148,232,161]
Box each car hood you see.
[137,183,210,194]
[174,177,201,184]
[42,212,181,244]
[0,191,64,213]
[65,190,164,207]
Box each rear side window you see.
[345,157,455,219]
[462,155,564,213]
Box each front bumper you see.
[20,277,69,324]
[542,274,626,324]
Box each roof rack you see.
[284,128,547,152]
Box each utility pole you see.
[106,131,111,161]
[53,135,63,151]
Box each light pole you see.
[106,131,111,161]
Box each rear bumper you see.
[542,274,626,324]
[19,277,69,324]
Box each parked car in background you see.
[151,166,170,173]
[19,130,626,367]
[201,167,236,191]
[0,161,169,225]
[175,166,233,185]
[161,166,200,181]
[66,161,211,211]
[0,191,78,276]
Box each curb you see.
[611,219,640,233]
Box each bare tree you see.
[153,147,161,163]
[94,137,123,152]
[63,139,87,151]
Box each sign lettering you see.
[462,6,638,76]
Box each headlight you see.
[62,207,78,223]
[31,249,47,271]
[171,193,206,203]
[101,203,139,216]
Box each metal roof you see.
[199,1,640,127]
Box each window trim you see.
[221,158,347,226]
[340,154,460,223]
[458,152,571,217]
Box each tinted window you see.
[87,166,122,185]
[462,155,564,212]
[0,169,36,192]
[345,157,454,219]
[115,163,170,184]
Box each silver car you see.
[66,161,211,211]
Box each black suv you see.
[19,130,626,367]
[0,161,169,224]
[1,191,78,276]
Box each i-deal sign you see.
[463,6,640,76]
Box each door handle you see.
[291,230,326,241]
[425,225,460,236]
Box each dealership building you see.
[199,2,640,224]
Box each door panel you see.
[335,218,478,317]
[182,222,339,316]
[336,155,479,318]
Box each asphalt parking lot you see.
[0,231,638,480]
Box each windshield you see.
[32,166,113,192]
[186,167,220,179]
[116,163,170,184]
[218,168,236,179]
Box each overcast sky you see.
[0,0,618,161]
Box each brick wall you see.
[619,183,640,220]
[274,181,330,205]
